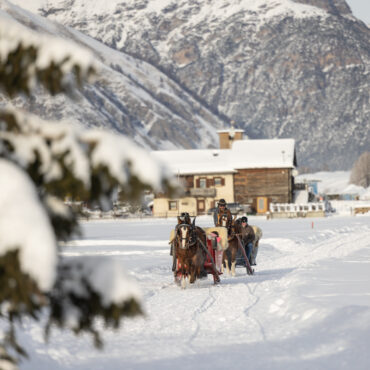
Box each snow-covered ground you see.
[17,211,370,370]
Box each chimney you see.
[217,121,244,149]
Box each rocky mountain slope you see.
[0,1,226,151]
[6,0,370,170]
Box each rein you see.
[235,234,254,275]
[227,228,242,241]
[197,236,220,280]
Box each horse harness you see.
[176,223,198,249]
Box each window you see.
[197,199,205,212]
[214,177,223,186]
[168,201,178,210]
[199,178,206,188]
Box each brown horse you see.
[174,220,207,288]
[222,217,240,277]
[223,219,254,276]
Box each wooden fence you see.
[268,203,325,219]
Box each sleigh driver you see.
[213,199,233,234]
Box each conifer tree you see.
[0,16,171,368]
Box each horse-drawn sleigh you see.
[169,216,254,288]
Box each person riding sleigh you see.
[213,199,233,235]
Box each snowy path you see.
[19,215,370,370]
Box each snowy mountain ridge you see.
[4,0,370,170]
[0,0,226,151]
[38,0,330,48]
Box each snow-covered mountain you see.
[0,0,226,151]
[5,0,370,169]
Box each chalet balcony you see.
[190,188,217,197]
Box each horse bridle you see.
[227,221,242,241]
[176,223,196,249]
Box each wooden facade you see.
[152,135,297,216]
[234,168,294,212]
[155,168,295,216]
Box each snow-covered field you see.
[17,212,370,370]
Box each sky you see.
[347,0,370,25]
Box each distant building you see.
[293,179,321,203]
[152,125,297,217]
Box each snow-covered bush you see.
[0,12,172,368]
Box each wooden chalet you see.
[152,126,297,217]
[231,138,297,213]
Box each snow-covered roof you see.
[231,139,296,169]
[152,138,296,175]
[152,149,235,175]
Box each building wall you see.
[193,173,234,203]
[153,173,234,217]
[234,168,293,211]
[153,197,197,218]
[153,169,294,217]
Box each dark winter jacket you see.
[240,224,255,245]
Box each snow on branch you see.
[0,5,173,363]
[0,106,172,300]
[0,159,57,291]
[0,107,172,196]
[60,257,141,307]
[49,257,142,333]
[0,13,94,70]
[0,8,97,96]
[82,129,171,192]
